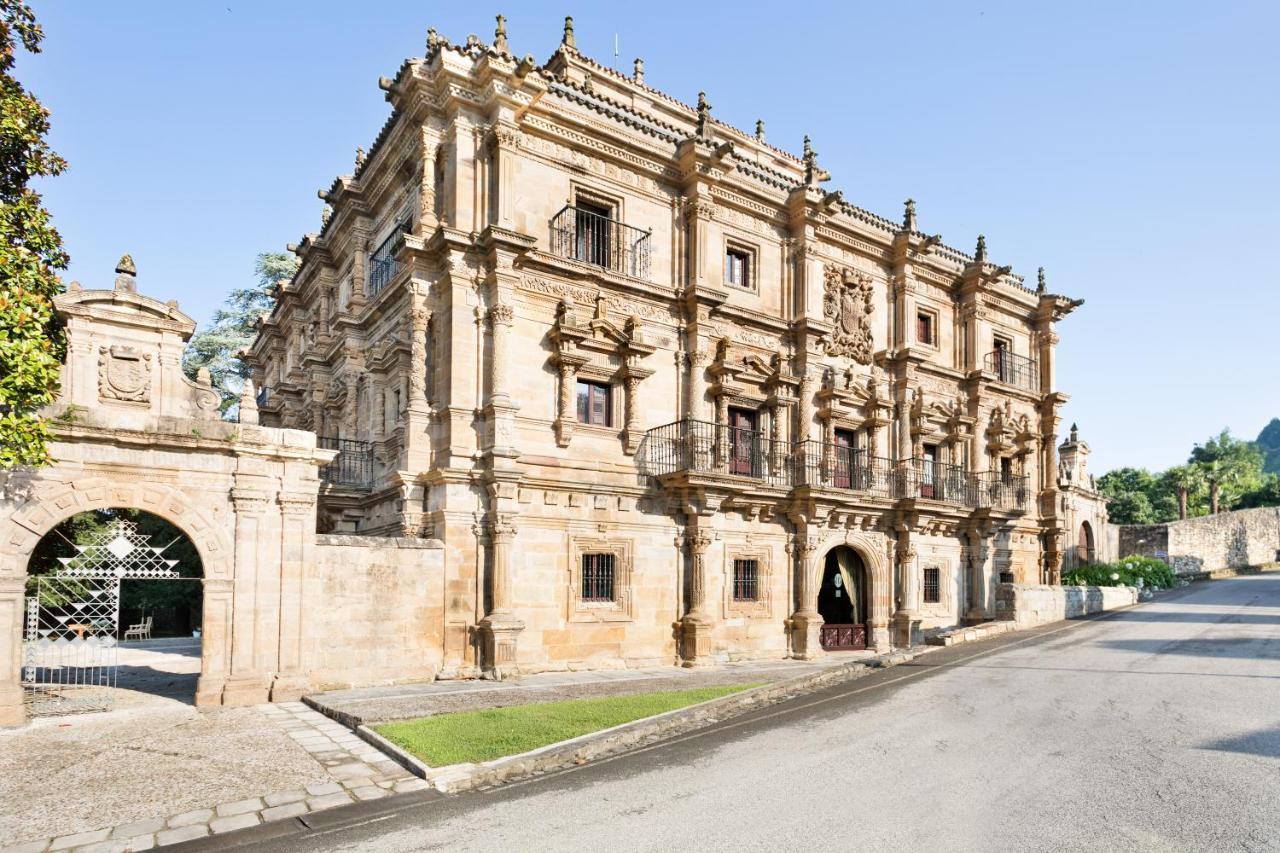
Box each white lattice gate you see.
[22,520,181,716]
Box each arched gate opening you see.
[23,509,205,715]
[817,546,868,651]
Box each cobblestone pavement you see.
[308,654,874,724]
[0,699,426,853]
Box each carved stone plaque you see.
[98,346,151,402]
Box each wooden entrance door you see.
[727,408,757,476]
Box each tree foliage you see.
[1099,426,1279,523]
[182,252,296,416]
[1256,418,1280,475]
[0,1,67,468]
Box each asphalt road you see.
[204,575,1280,853]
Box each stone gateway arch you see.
[0,260,444,726]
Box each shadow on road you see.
[1098,637,1280,660]
[1199,725,1280,759]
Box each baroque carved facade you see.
[248,18,1094,676]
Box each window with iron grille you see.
[581,553,616,602]
[732,559,760,602]
[725,248,751,288]
[923,566,941,604]
[576,380,611,426]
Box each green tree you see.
[182,252,297,416]
[1097,467,1171,524]
[0,2,68,468]
[1189,430,1265,514]
[1161,464,1204,520]
[1237,474,1280,510]
[1256,417,1280,475]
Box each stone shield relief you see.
[823,264,875,365]
[98,345,152,403]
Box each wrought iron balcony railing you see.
[984,349,1039,393]
[975,472,1030,512]
[550,204,652,280]
[318,436,374,490]
[793,441,898,499]
[367,222,410,298]
[903,458,975,505]
[642,419,791,488]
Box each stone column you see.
[0,577,25,727]
[686,349,709,421]
[488,123,520,230]
[271,491,315,701]
[222,488,271,706]
[409,308,430,409]
[622,372,643,454]
[679,522,714,666]
[478,514,523,679]
[788,532,824,659]
[796,369,814,443]
[891,534,919,648]
[195,577,232,706]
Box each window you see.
[574,199,613,267]
[576,380,611,427]
[732,559,760,602]
[920,443,938,498]
[923,567,941,604]
[581,553,615,602]
[725,248,751,288]
[992,337,1010,381]
[1000,456,1014,484]
[916,311,934,346]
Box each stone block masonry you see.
[1119,507,1280,575]
[995,583,1137,629]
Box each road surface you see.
[207,575,1280,853]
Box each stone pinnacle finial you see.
[113,254,137,292]
[903,198,917,232]
[1037,266,1047,293]
[633,57,644,84]
[115,254,136,276]
[493,15,509,52]
[321,204,333,226]
[238,379,260,426]
[1070,422,1079,441]
[975,234,987,263]
[755,119,765,142]
[426,27,438,53]
[355,146,366,170]
[803,135,820,184]
[562,16,575,49]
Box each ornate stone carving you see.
[98,346,152,403]
[822,265,875,364]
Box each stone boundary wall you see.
[306,535,445,691]
[995,583,1137,629]
[1118,507,1280,575]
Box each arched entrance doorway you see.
[1077,521,1095,565]
[24,509,204,715]
[817,546,868,651]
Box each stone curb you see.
[1181,562,1280,583]
[925,620,1017,647]
[356,646,936,794]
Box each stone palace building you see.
[247,17,1096,677]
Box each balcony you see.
[367,222,410,298]
[903,458,975,505]
[643,419,791,488]
[793,441,898,499]
[550,204,651,280]
[318,437,374,490]
[975,472,1030,512]
[984,349,1039,393]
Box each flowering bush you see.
[1062,556,1177,590]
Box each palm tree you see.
[1163,465,1202,520]
[1189,430,1264,514]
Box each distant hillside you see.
[1258,418,1280,474]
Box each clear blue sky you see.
[19,1,1279,473]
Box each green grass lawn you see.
[373,683,762,767]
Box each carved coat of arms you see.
[823,265,875,364]
[98,346,152,402]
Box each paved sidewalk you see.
[0,702,426,853]
[308,654,875,725]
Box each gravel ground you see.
[0,646,329,845]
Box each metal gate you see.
[22,520,180,716]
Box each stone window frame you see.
[722,544,772,619]
[919,562,952,615]
[915,304,940,349]
[575,376,614,428]
[568,536,634,623]
[569,181,625,224]
[723,237,758,293]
